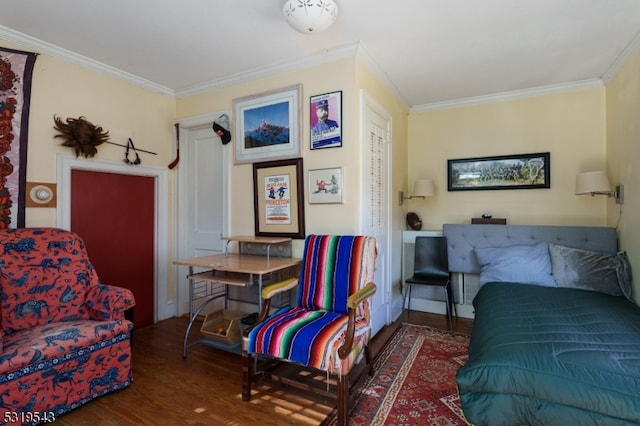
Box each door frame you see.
[174,111,230,316]
[358,90,393,334]
[57,154,171,321]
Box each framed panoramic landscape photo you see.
[448,152,550,191]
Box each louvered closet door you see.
[361,93,391,336]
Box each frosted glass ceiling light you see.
[283,0,339,34]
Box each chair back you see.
[0,227,99,331]
[297,235,375,314]
[413,236,449,280]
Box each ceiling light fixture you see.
[282,0,339,34]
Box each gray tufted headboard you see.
[443,224,618,274]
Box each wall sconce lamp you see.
[575,171,624,204]
[400,179,435,205]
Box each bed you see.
[443,224,639,426]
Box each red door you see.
[70,169,155,328]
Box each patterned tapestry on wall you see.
[0,47,37,228]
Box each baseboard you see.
[407,298,475,319]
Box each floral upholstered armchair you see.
[0,227,135,422]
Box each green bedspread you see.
[456,282,640,426]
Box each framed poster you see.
[233,84,302,164]
[310,91,342,150]
[447,152,550,191]
[253,158,305,239]
[308,167,342,204]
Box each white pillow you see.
[474,242,557,287]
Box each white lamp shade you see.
[575,171,611,194]
[413,179,435,197]
[282,0,338,34]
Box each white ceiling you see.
[2,0,640,110]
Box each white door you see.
[176,117,228,315]
[359,92,391,336]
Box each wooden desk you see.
[173,253,301,276]
[174,252,301,357]
[221,235,292,259]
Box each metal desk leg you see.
[183,266,195,358]
[183,278,228,357]
[257,273,262,312]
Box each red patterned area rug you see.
[348,324,471,426]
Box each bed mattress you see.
[456,282,640,426]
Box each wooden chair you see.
[242,235,377,426]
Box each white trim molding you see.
[0,26,175,97]
[410,78,604,113]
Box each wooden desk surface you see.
[173,253,301,275]
[220,235,292,244]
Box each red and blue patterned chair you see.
[242,235,377,426]
[0,228,135,424]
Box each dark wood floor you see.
[55,311,473,425]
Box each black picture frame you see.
[253,158,305,239]
[447,152,550,191]
[310,90,342,150]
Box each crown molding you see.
[354,42,410,109]
[0,25,359,100]
[410,78,604,113]
[0,25,175,97]
[602,29,640,84]
[175,42,360,99]
[2,24,628,111]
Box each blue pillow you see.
[474,242,557,287]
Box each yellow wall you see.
[177,56,410,253]
[5,33,639,312]
[407,88,608,229]
[178,58,360,250]
[2,39,176,305]
[0,40,176,228]
[4,37,409,312]
[177,56,410,310]
[606,49,640,298]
